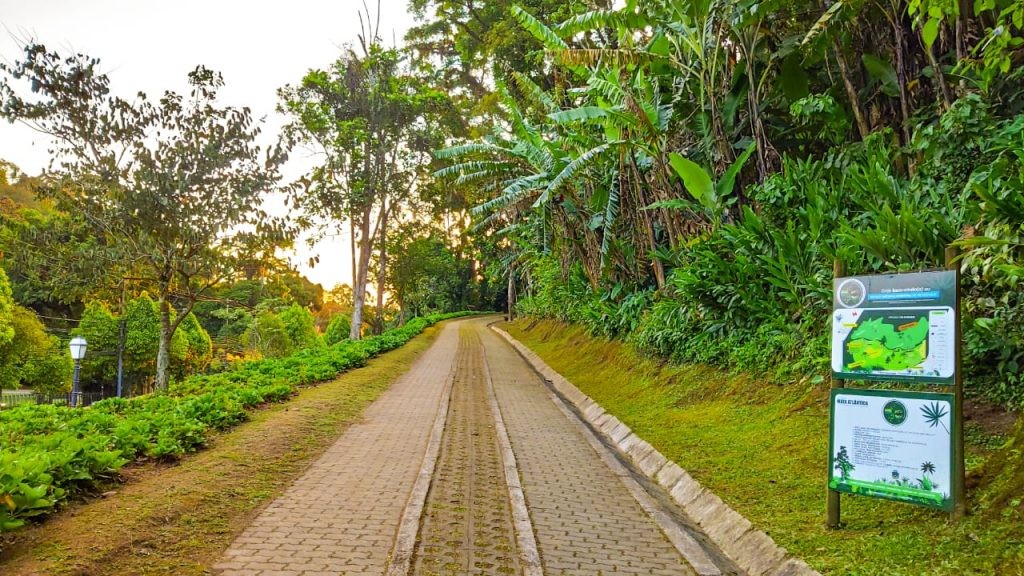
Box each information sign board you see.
[829,388,954,511]
[832,271,957,384]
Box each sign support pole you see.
[946,246,966,519]
[827,258,846,529]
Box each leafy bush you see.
[0,311,474,532]
[244,310,292,358]
[323,314,351,346]
[278,304,320,350]
[0,267,15,347]
[957,115,1024,404]
[74,295,212,392]
[0,306,72,394]
[75,301,121,385]
[177,312,213,376]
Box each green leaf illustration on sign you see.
[921,401,949,433]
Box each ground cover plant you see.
[0,316,449,575]
[0,312,474,532]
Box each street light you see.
[69,336,87,407]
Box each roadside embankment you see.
[503,318,1023,576]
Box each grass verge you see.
[0,321,448,575]
[504,319,1023,576]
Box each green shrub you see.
[323,314,351,346]
[74,295,205,392]
[522,110,1024,406]
[0,267,15,347]
[0,306,72,394]
[278,304,320,350]
[0,310,474,532]
[244,310,292,358]
[177,312,213,376]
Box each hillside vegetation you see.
[436,1,1024,410]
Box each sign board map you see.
[832,271,957,384]
[829,389,954,511]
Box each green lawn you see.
[505,319,1024,576]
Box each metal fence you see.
[0,390,110,410]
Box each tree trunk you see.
[925,42,953,111]
[833,41,871,139]
[890,7,913,145]
[349,209,374,340]
[744,56,769,182]
[955,0,970,63]
[506,267,516,321]
[155,296,173,393]
[374,202,389,334]
[350,218,357,294]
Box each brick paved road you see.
[216,317,723,575]
[477,320,696,576]
[215,322,459,576]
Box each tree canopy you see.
[0,44,294,391]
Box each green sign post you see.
[827,251,965,527]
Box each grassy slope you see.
[505,319,1024,576]
[0,322,447,575]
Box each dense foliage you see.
[0,267,71,394]
[0,311,473,532]
[436,1,1024,407]
[0,306,71,395]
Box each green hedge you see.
[0,311,475,532]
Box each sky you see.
[0,0,420,289]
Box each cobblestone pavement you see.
[411,325,520,576]
[215,321,460,576]
[216,317,713,575]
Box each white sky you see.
[0,0,420,289]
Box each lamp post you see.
[69,336,87,407]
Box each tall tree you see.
[0,44,291,391]
[280,11,442,338]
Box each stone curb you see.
[491,326,821,576]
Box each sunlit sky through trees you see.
[0,0,418,289]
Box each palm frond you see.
[553,48,661,69]
[548,105,615,124]
[512,140,554,173]
[600,177,621,269]
[433,160,511,179]
[921,401,950,434]
[454,169,507,186]
[556,9,650,35]
[534,141,622,208]
[511,5,568,51]
[472,173,547,215]
[433,142,509,160]
[510,72,559,113]
[471,209,508,232]
[587,75,627,106]
[802,2,844,47]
